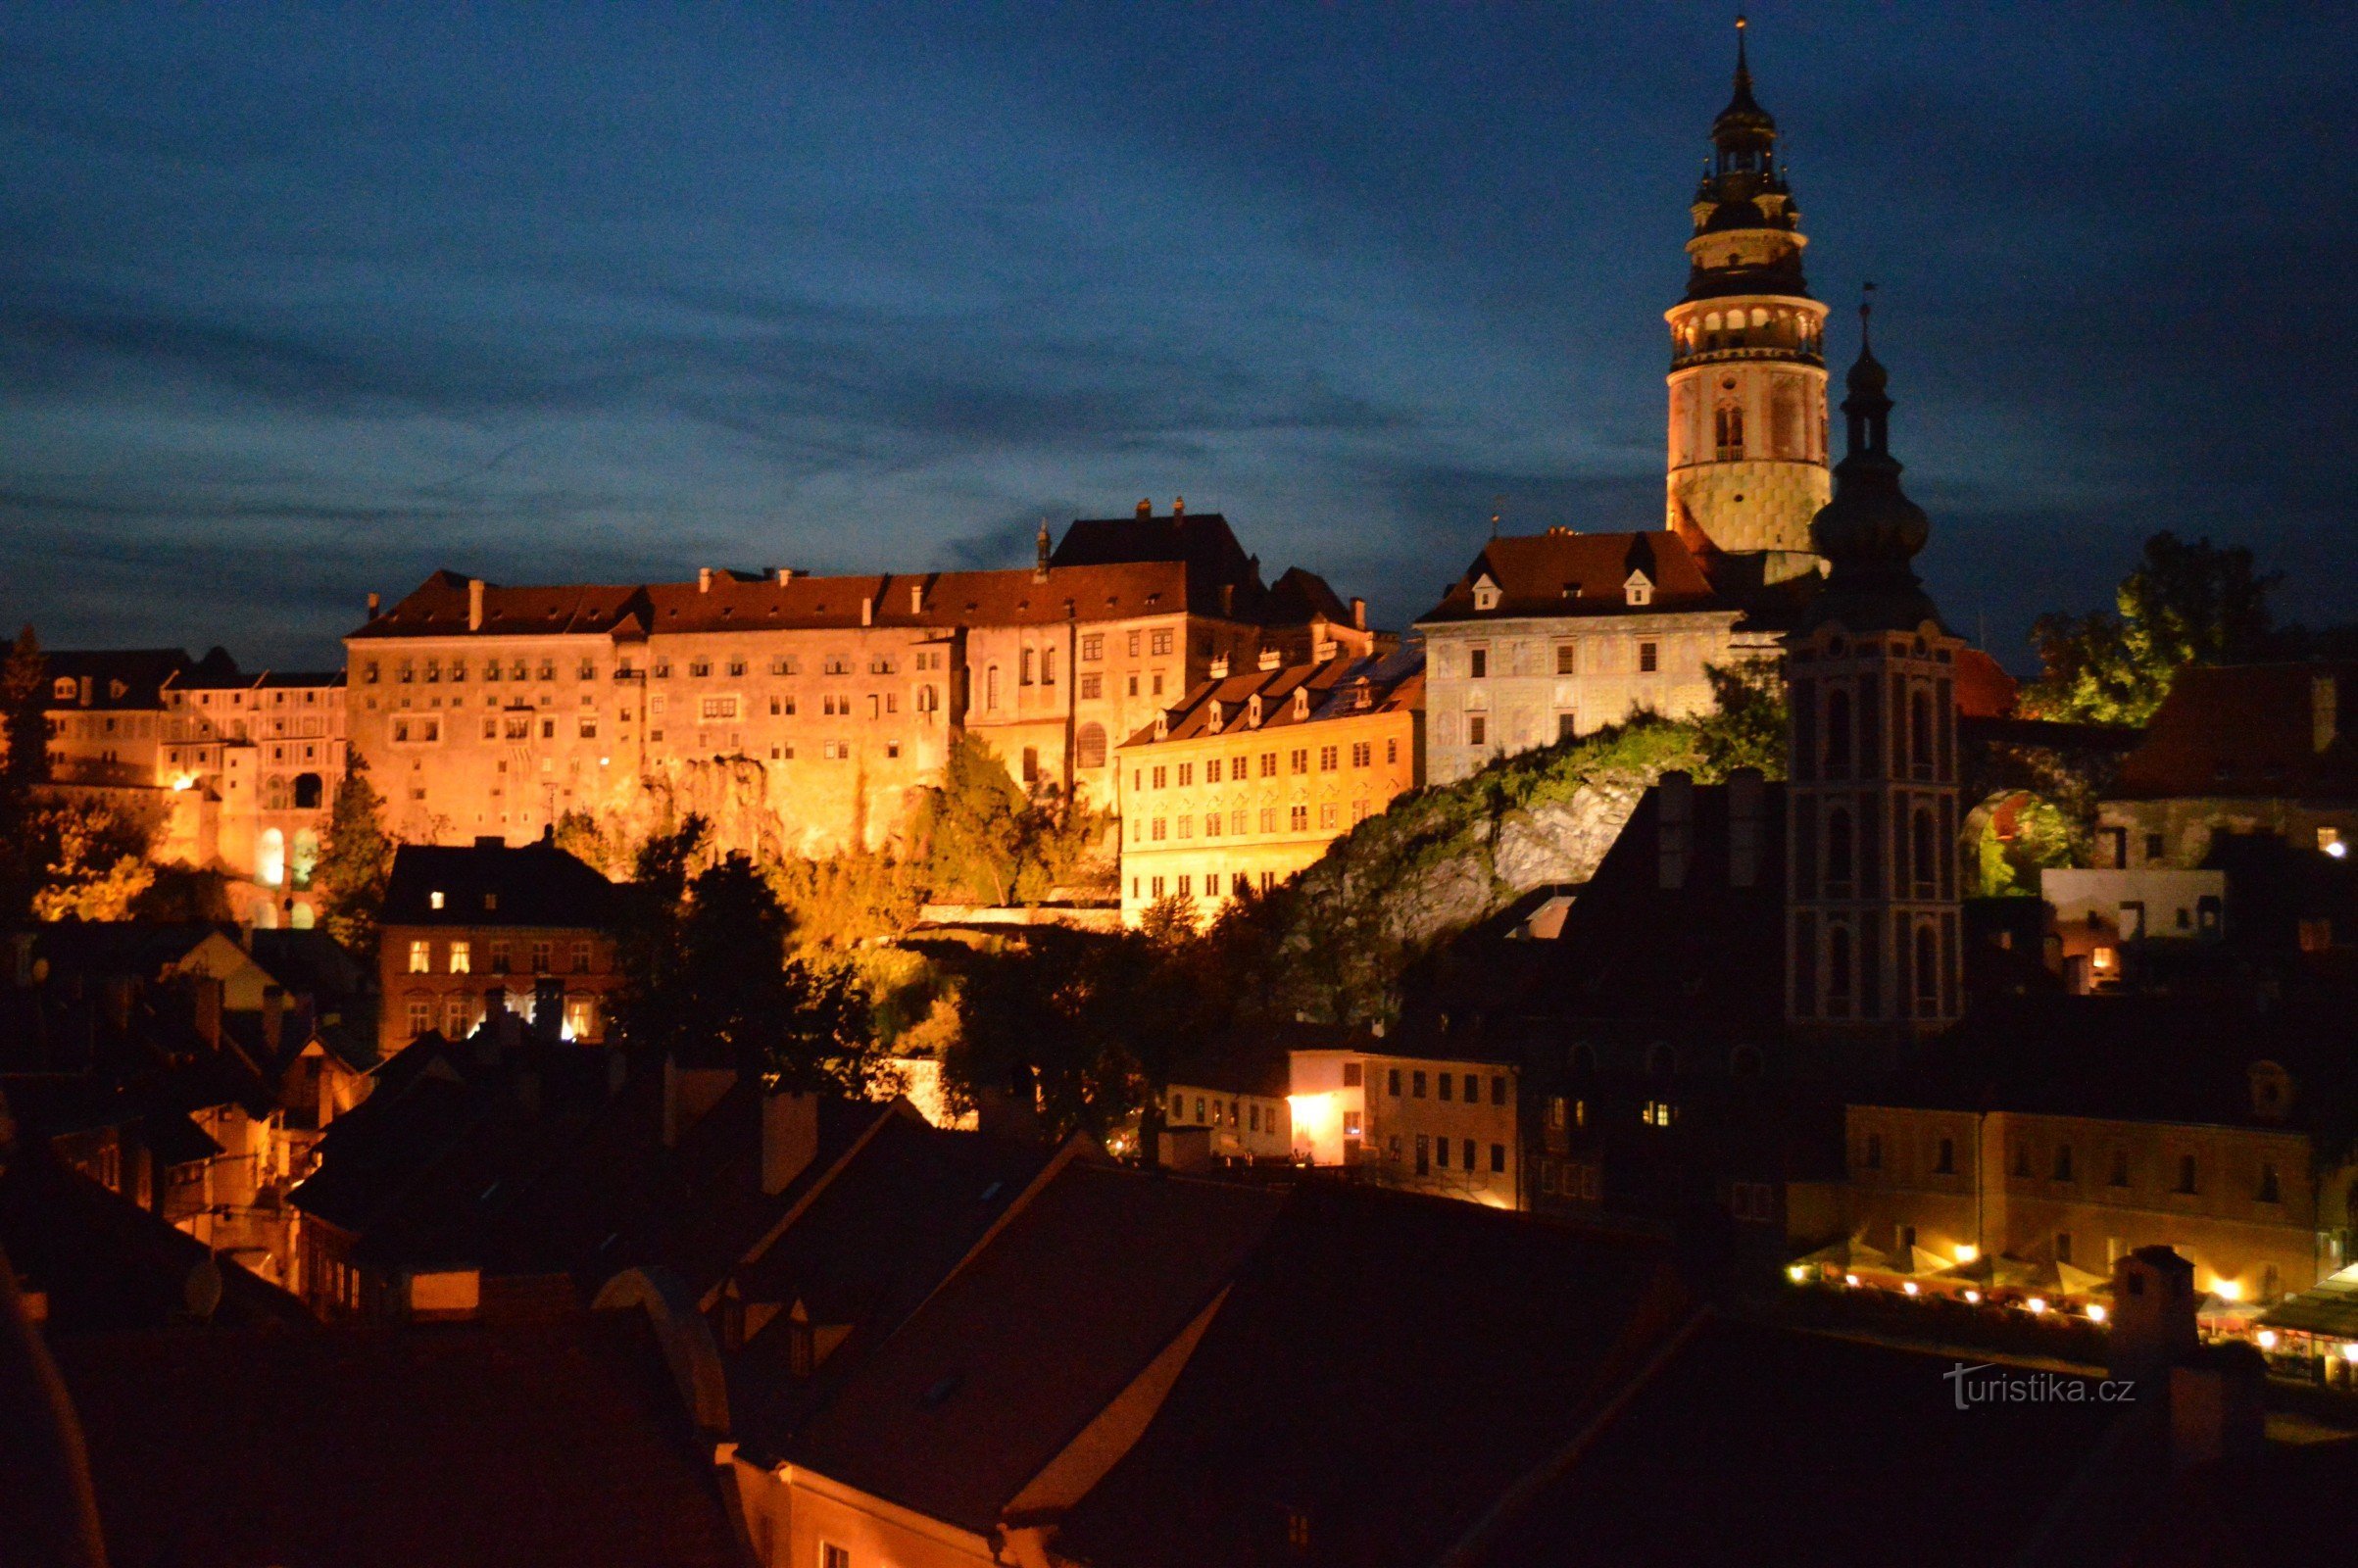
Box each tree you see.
[1695,658,1788,780]
[27,799,154,921]
[613,843,897,1097]
[2022,532,2279,726]
[911,735,1108,906]
[314,751,396,955]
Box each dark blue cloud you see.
[0,2,2349,667]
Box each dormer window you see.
[1206,701,1224,732]
[1625,571,1654,608]
[1247,695,1263,727]
[1292,688,1309,720]
[1471,574,1501,612]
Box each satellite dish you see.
[184,1256,224,1323]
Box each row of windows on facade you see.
[405,992,597,1041]
[1384,1133,1509,1175]
[1859,1132,2284,1205]
[1459,712,1588,750]
[1793,676,1955,782]
[1458,643,1657,681]
[1135,740,1396,793]
[362,627,1185,687]
[1373,1065,1511,1106]
[1170,1093,1283,1135]
[1134,869,1284,901]
[1797,797,1957,900]
[406,938,596,975]
[1674,306,1820,352]
[1134,799,1376,847]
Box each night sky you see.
[2,4,2347,671]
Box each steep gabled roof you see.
[54,1313,744,1568]
[1416,530,1725,626]
[786,1161,1286,1533]
[40,648,223,710]
[381,840,618,928]
[2109,662,2358,804]
[1117,647,1423,750]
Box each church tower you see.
[1664,18,1830,579]
[1785,313,1963,1051]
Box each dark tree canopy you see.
[2022,532,2280,726]
[314,750,395,955]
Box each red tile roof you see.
[1416,530,1726,625]
[2109,662,2358,803]
[54,1314,744,1568]
[1117,647,1423,750]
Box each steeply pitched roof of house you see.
[53,1313,744,1568]
[0,1152,310,1332]
[1053,1187,1690,1568]
[786,1161,1287,1534]
[381,839,618,928]
[39,648,226,710]
[1473,1316,2124,1567]
[1117,647,1423,750]
[2109,662,2358,803]
[1416,530,1726,626]
[727,1116,1058,1450]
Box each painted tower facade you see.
[1785,318,1963,1047]
[1664,21,1830,578]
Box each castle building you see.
[1784,319,1965,1044]
[37,648,345,928]
[1414,529,1776,784]
[1111,647,1421,921]
[343,506,1372,861]
[1663,17,1831,575]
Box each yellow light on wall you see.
[1786,1264,1809,1285]
[1901,1281,1919,1297]
[2212,1277,2243,1302]
[1952,1244,1979,1264]
[2340,1342,2358,1363]
[2086,1303,2107,1324]
[1964,1290,1982,1304]
[2026,1297,2048,1315]
[1842,1273,1859,1288]
[2256,1329,2279,1350]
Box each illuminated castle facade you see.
[1663,20,1831,581]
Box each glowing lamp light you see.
[1964,1290,1983,1304]
[1901,1281,1920,1297]
[2256,1329,2279,1351]
[171,772,198,792]
[2330,840,2349,860]
[1786,1264,1809,1285]
[1952,1244,1979,1265]
[2212,1277,2243,1302]
[2026,1297,2048,1315]
[2340,1342,2358,1363]
[2086,1303,2107,1324]
[1842,1273,1860,1288]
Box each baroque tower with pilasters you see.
[1785,316,1963,1051]
[1664,19,1830,581]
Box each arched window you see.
[1914,923,1939,1008]
[1828,924,1853,997]
[262,775,289,811]
[1824,688,1852,775]
[986,664,1001,710]
[257,827,285,889]
[916,683,939,713]
[1074,722,1107,769]
[290,829,320,891]
[292,771,323,809]
[1911,689,1934,769]
[1714,404,1745,460]
[1825,807,1854,888]
[1912,809,1937,893]
[1771,379,1802,458]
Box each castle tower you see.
[1664,18,1830,578]
[1785,313,1963,1048]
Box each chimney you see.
[761,1091,819,1196]
[2108,1246,2199,1387]
[909,581,925,614]
[367,590,382,619]
[1034,520,1053,584]
[1351,597,1367,631]
[1208,654,1230,680]
[1172,496,1185,517]
[2314,673,2338,753]
[467,577,485,631]
[775,566,797,585]
[662,1054,738,1148]
[193,975,224,1052]
[860,594,874,626]
[699,567,713,594]
[1657,770,1694,890]
[1136,499,1153,519]
[1728,766,1763,888]
[1258,647,1283,671]
[262,985,285,1058]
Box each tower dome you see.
[1804,307,1940,633]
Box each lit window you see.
[448,941,470,975]
[408,940,431,974]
